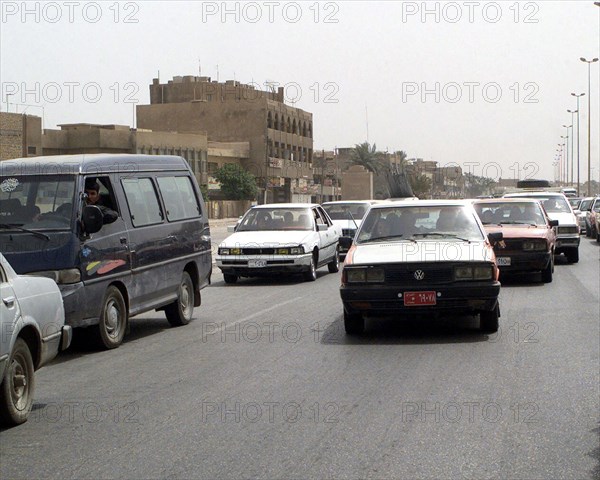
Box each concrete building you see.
[41,123,209,185]
[1,121,249,195]
[137,76,314,203]
[0,112,42,160]
[312,149,342,202]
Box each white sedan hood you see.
[546,212,577,226]
[351,240,493,265]
[220,231,314,248]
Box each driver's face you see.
[86,189,99,204]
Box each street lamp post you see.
[580,57,599,195]
[560,135,569,185]
[562,125,572,185]
[571,93,585,195]
[567,110,577,187]
[558,143,566,184]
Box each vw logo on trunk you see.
[414,270,425,280]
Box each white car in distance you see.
[216,203,342,283]
[321,200,379,261]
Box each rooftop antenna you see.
[365,104,369,143]
[265,80,276,93]
[198,58,201,77]
[216,64,219,82]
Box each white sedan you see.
[0,253,72,426]
[216,203,342,283]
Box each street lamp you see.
[557,142,565,183]
[571,93,585,195]
[563,124,573,185]
[561,133,569,185]
[567,111,577,185]
[580,56,599,195]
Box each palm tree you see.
[409,174,432,198]
[350,142,382,174]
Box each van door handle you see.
[2,296,15,307]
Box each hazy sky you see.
[1,1,599,183]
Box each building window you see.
[267,111,273,129]
[27,146,36,155]
[208,162,218,174]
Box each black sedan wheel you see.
[480,304,499,333]
[344,310,365,335]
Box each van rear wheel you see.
[97,286,127,349]
[166,272,194,326]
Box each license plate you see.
[496,257,511,266]
[248,259,267,268]
[404,291,437,306]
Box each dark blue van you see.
[0,154,212,349]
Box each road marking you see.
[201,297,301,340]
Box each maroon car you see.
[473,198,558,283]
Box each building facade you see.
[0,112,42,160]
[137,76,314,203]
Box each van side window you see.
[121,178,163,227]
[156,176,201,221]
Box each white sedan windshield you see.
[357,206,484,243]
[237,208,314,231]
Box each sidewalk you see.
[208,217,239,228]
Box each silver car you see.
[0,253,72,426]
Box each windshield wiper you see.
[364,234,417,243]
[499,221,537,226]
[347,211,359,229]
[0,223,50,241]
[412,232,472,243]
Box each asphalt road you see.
[1,232,598,480]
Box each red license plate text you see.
[404,291,437,306]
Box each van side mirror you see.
[317,223,328,231]
[82,205,103,234]
[487,232,503,244]
[549,219,559,227]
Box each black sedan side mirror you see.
[81,205,103,234]
[488,232,503,244]
[549,220,559,227]
[339,236,354,249]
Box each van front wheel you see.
[97,286,127,349]
[166,272,194,326]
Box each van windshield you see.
[0,175,77,230]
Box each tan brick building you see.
[0,112,42,160]
[137,76,314,203]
